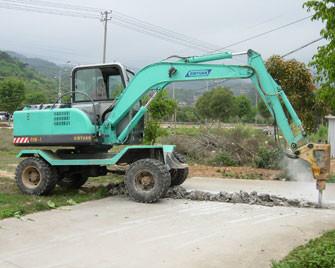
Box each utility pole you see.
[101,10,112,63]
[58,69,62,104]
[255,92,259,124]
[172,83,177,127]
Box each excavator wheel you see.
[15,157,57,195]
[125,158,171,203]
[57,174,88,190]
[170,152,189,186]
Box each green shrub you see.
[144,120,167,144]
[210,152,237,166]
[160,125,282,169]
[254,147,282,169]
[309,125,328,143]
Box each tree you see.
[235,95,255,122]
[257,101,272,120]
[304,0,335,115]
[177,106,199,122]
[148,90,176,121]
[304,0,335,83]
[144,90,177,144]
[195,87,237,122]
[0,78,25,113]
[265,56,319,132]
[24,91,47,105]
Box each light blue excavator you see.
[13,49,330,205]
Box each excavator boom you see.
[101,49,330,205]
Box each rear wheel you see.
[170,168,189,186]
[170,153,189,186]
[125,159,171,203]
[15,157,57,195]
[57,174,88,190]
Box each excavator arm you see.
[100,49,330,205]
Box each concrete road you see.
[1,178,335,268]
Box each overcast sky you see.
[0,0,326,68]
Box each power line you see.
[0,0,221,52]
[111,10,219,51]
[1,0,102,12]
[0,0,319,63]
[0,2,99,19]
[281,37,324,57]
[211,15,312,52]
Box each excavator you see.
[13,49,330,206]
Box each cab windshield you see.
[74,66,125,102]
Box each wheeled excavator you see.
[13,49,330,206]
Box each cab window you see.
[74,66,125,102]
[108,74,124,99]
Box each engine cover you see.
[13,108,96,146]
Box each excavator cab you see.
[71,64,144,145]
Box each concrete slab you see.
[1,185,335,268]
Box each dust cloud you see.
[281,156,314,182]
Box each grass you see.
[0,175,123,220]
[0,128,124,220]
[328,175,335,183]
[272,230,335,268]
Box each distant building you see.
[326,115,335,158]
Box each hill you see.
[0,51,58,102]
[167,79,257,106]
[0,50,257,107]
[6,51,61,79]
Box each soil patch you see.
[0,169,14,179]
[189,164,282,180]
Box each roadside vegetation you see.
[0,177,116,220]
[272,230,335,268]
[160,125,282,169]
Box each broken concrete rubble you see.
[105,183,321,208]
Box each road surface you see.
[1,177,335,268]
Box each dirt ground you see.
[189,159,335,181]
[0,169,13,179]
[189,164,282,180]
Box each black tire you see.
[170,153,189,186]
[15,157,57,195]
[57,174,88,190]
[170,168,189,186]
[125,159,171,203]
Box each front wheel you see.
[170,168,189,186]
[15,157,57,195]
[170,152,189,186]
[125,159,171,203]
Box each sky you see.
[0,0,326,69]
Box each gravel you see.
[106,183,320,209]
